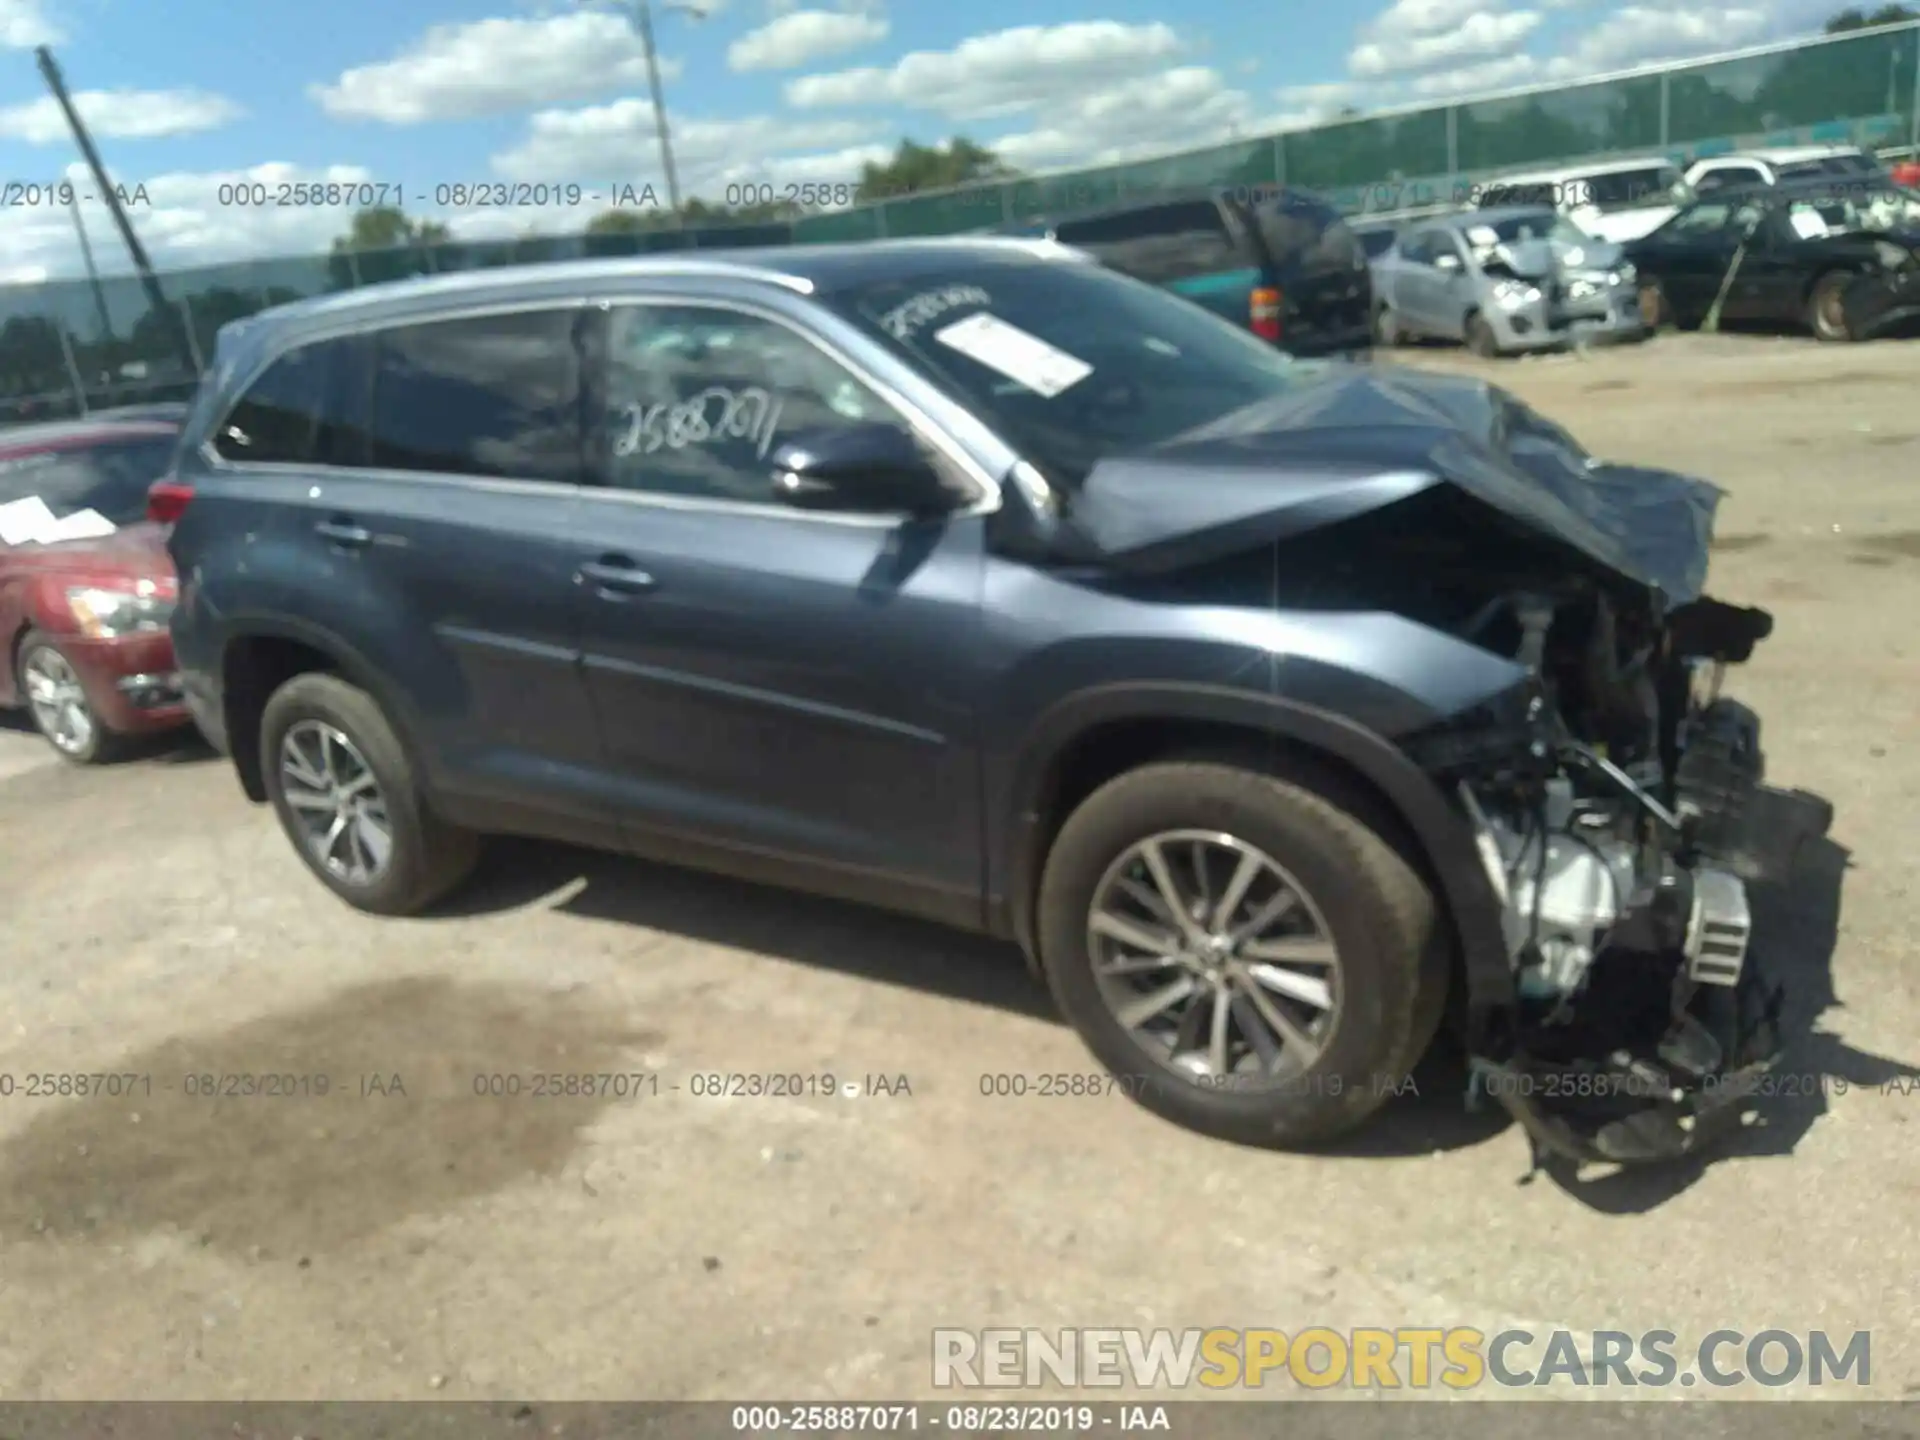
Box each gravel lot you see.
[1,332,1917,1405]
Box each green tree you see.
[1826,4,1918,30]
[854,137,1020,204]
[327,206,454,288]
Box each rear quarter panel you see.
[166,469,455,789]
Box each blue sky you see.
[0,0,1852,280]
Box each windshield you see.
[1475,213,1594,249]
[1779,185,1920,234]
[1777,153,1878,179]
[831,260,1311,488]
[1355,228,1398,259]
[0,434,178,528]
[1573,166,1690,212]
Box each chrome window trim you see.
[201,288,1006,527]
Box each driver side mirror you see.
[768,424,963,516]
[1434,252,1462,273]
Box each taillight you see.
[1251,286,1283,343]
[147,478,194,525]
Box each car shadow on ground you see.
[428,803,1911,1190]
[436,837,1058,1024]
[434,840,1511,1162]
[1535,828,1920,1212]
[0,708,216,765]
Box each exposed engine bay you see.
[1397,575,1835,1168]
[1059,364,1835,1166]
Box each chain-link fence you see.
[4,21,1916,421]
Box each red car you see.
[0,415,191,763]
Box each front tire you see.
[1036,762,1448,1148]
[17,631,120,765]
[1464,312,1501,358]
[259,672,480,915]
[1807,271,1855,342]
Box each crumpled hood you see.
[1066,364,1723,606]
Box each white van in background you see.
[1473,157,1694,243]
[1684,145,1884,194]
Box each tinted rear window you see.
[367,309,586,484]
[1245,190,1356,271]
[213,337,366,467]
[1052,201,1244,283]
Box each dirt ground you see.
[0,331,1917,1405]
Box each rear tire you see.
[1464,311,1501,358]
[1807,270,1855,342]
[1036,762,1448,1149]
[259,672,480,915]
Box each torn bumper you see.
[1469,783,1833,1168]
[1842,267,1920,340]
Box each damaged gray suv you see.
[161,238,1830,1165]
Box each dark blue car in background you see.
[155,238,1822,1165]
[1001,187,1374,358]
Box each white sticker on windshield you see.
[1788,207,1829,240]
[933,312,1092,397]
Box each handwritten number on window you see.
[614,386,786,462]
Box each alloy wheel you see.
[22,647,95,757]
[1086,830,1344,1088]
[1816,284,1848,339]
[279,719,394,886]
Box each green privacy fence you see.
[4,20,1917,418]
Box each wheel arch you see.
[1802,263,1865,303]
[220,618,425,803]
[1002,684,1515,1037]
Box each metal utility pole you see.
[35,45,197,377]
[581,0,707,224]
[66,185,115,344]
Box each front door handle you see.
[315,518,372,549]
[577,557,657,595]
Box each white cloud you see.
[785,21,1183,118]
[492,98,888,200]
[0,89,243,144]
[728,9,888,72]
[0,161,413,285]
[992,67,1260,170]
[1408,53,1541,95]
[1275,80,1371,114]
[0,0,59,47]
[1349,9,1543,77]
[1367,0,1501,34]
[310,13,686,124]
[1546,5,1769,76]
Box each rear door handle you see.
[577,557,657,595]
[315,518,372,549]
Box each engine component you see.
[1462,782,1643,1002]
[1684,868,1751,987]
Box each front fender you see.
[998,652,1520,1036]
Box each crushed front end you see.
[1404,585,1832,1166]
